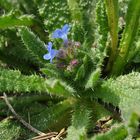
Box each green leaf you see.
[104,0,119,46]
[67,0,82,22]
[0,13,34,29]
[88,100,112,128]
[74,64,85,81]
[111,0,140,75]
[77,0,96,46]
[128,39,140,63]
[0,50,36,74]
[95,0,109,51]
[41,0,70,32]
[0,68,48,94]
[41,63,62,78]
[25,99,74,138]
[104,0,119,72]
[18,27,45,63]
[85,68,101,90]
[127,111,140,138]
[0,95,57,116]
[0,119,22,140]
[95,72,140,121]
[66,104,91,140]
[91,124,127,140]
[0,99,74,139]
[45,78,76,97]
[0,68,75,97]
[0,0,13,12]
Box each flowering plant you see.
[0,0,140,140]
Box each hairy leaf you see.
[111,0,140,75]
[0,69,48,94]
[66,104,91,140]
[27,99,74,138]
[45,78,76,97]
[85,68,101,90]
[91,124,127,140]
[18,27,45,63]
[95,72,140,121]
[127,111,140,138]
[0,119,22,140]
[95,0,109,51]
[105,0,119,72]
[0,13,34,29]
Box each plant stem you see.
[104,0,119,73]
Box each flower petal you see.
[62,24,70,34]
[61,34,68,42]
[50,58,53,63]
[52,29,63,39]
[43,53,51,60]
[51,50,59,59]
[47,42,52,52]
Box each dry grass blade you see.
[31,128,66,140]
[31,132,58,140]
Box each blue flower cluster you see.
[43,42,58,63]
[52,24,70,44]
[43,24,70,63]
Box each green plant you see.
[0,0,140,140]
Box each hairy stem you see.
[104,0,119,72]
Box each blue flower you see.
[43,42,58,63]
[52,24,70,45]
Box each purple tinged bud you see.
[56,62,66,69]
[68,40,74,47]
[66,59,79,71]
[70,59,79,66]
[56,49,67,59]
[74,42,81,48]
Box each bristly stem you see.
[104,0,119,73]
